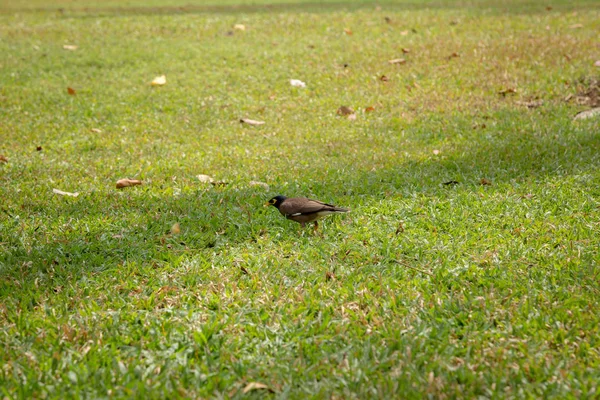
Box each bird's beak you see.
[263,201,271,207]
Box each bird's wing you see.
[280,198,344,216]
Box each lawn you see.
[1,0,600,398]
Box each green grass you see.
[1,0,600,398]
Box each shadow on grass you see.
[1,108,599,300]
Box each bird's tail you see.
[331,207,350,213]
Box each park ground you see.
[1,0,600,398]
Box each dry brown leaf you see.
[569,23,583,29]
[516,100,543,109]
[448,52,460,59]
[171,223,181,235]
[499,88,517,96]
[395,222,404,234]
[53,188,80,197]
[337,106,354,116]
[574,107,600,120]
[380,75,389,82]
[151,75,166,86]
[384,16,392,24]
[36,146,42,151]
[388,58,406,65]
[480,178,492,186]
[91,128,103,133]
[242,382,273,394]
[344,28,353,35]
[116,179,143,189]
[240,118,265,126]
[401,48,410,54]
[0,155,7,163]
[67,87,76,95]
[365,106,376,112]
[63,45,78,51]
[325,271,335,281]
[233,24,246,31]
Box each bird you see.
[265,195,350,231]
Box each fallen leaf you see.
[395,222,404,234]
[569,23,583,29]
[344,28,353,35]
[365,106,376,112]
[480,178,492,186]
[594,60,600,67]
[63,44,78,51]
[401,48,410,54]
[233,24,246,31]
[170,223,181,235]
[67,87,76,95]
[380,75,389,82]
[290,79,306,88]
[151,75,166,86]
[432,149,440,155]
[197,174,214,183]
[443,180,459,186]
[197,174,227,186]
[53,188,79,197]
[116,179,143,189]
[337,106,354,116]
[546,6,552,10]
[325,271,335,281]
[91,128,102,133]
[384,16,392,23]
[36,146,42,151]
[240,118,265,126]
[249,180,269,189]
[388,58,406,65]
[448,52,460,59]
[516,99,543,109]
[574,107,600,120]
[499,88,517,96]
[243,382,273,394]
[0,155,8,163]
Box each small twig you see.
[393,259,434,277]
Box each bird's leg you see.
[313,221,322,236]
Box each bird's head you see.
[264,195,287,209]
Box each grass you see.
[1,0,600,398]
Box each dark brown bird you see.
[265,195,350,231]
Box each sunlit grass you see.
[1,0,599,398]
